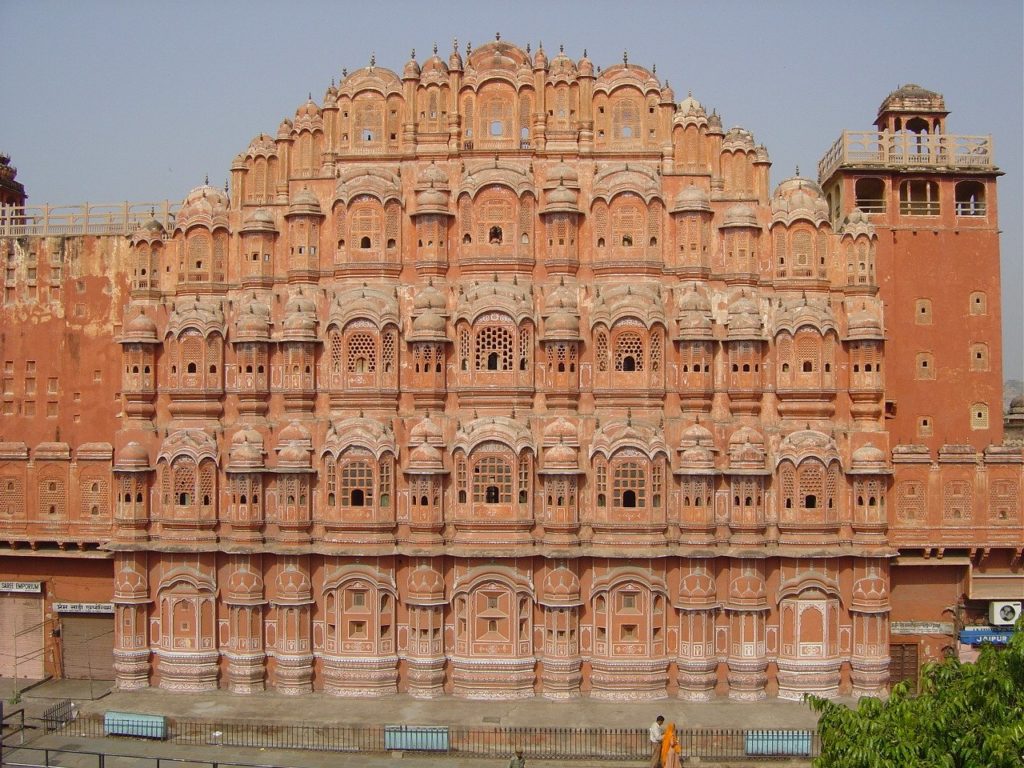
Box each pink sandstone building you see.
[0,40,1020,700]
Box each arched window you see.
[854,178,886,213]
[955,181,986,216]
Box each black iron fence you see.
[46,715,819,761]
[39,702,74,734]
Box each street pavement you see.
[2,678,826,767]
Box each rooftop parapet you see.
[817,130,994,184]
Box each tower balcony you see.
[818,131,994,183]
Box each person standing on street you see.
[508,748,526,768]
[649,715,666,768]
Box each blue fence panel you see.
[745,729,813,756]
[384,724,450,751]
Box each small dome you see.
[1010,395,1024,413]
[676,91,704,117]
[722,204,759,228]
[116,441,150,469]
[411,309,447,335]
[577,52,594,77]
[296,97,320,119]
[275,565,312,602]
[282,291,317,335]
[729,572,767,604]
[403,54,421,79]
[544,416,577,443]
[707,111,723,132]
[851,574,889,610]
[415,187,449,211]
[408,442,444,472]
[422,48,449,78]
[678,288,711,313]
[660,81,675,103]
[545,309,580,336]
[671,184,711,213]
[730,425,765,447]
[548,46,577,77]
[141,217,165,234]
[124,312,158,340]
[679,445,715,470]
[849,443,889,475]
[679,570,717,607]
[771,175,830,225]
[726,294,763,338]
[287,188,323,217]
[680,421,714,446]
[532,45,548,69]
[236,306,270,337]
[224,567,263,603]
[722,126,756,151]
[418,162,449,188]
[542,184,579,215]
[241,208,277,233]
[544,441,578,470]
[278,420,311,444]
[540,567,581,606]
[229,428,264,469]
[545,159,579,186]
[409,414,444,445]
[846,306,883,339]
[407,566,445,603]
[182,182,229,211]
[413,282,447,312]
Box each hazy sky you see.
[3,0,1021,380]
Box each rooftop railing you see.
[818,131,994,183]
[0,202,178,238]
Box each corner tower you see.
[818,85,1003,449]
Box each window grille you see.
[613,460,646,508]
[614,331,644,371]
[473,455,512,504]
[341,460,374,507]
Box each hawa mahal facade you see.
[0,40,1020,701]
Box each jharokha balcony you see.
[817,131,994,183]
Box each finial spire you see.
[559,43,564,53]
[369,52,376,67]
[583,48,587,57]
[652,63,657,74]
[433,41,438,54]
[526,42,531,54]
[623,50,629,67]
[796,165,800,176]
[495,31,501,41]
[204,174,209,185]
[410,48,415,59]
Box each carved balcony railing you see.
[818,131,994,182]
[0,202,179,237]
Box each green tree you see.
[807,619,1024,768]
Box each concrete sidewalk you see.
[3,678,826,768]
[2,677,832,730]
[69,685,827,731]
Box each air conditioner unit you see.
[989,601,1022,626]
